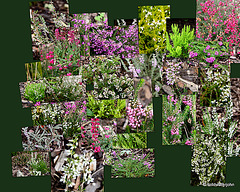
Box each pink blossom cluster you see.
[126,101,153,129]
[165,62,181,86]
[182,96,193,110]
[90,118,102,153]
[189,51,198,58]
[196,0,240,49]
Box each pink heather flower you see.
[155,85,160,93]
[34,101,41,106]
[112,151,116,157]
[171,128,179,135]
[49,59,54,64]
[66,73,72,76]
[185,140,192,145]
[218,41,223,46]
[105,135,110,138]
[214,64,219,68]
[48,66,53,70]
[136,69,141,74]
[94,146,101,153]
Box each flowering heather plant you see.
[189,40,229,67]
[191,103,239,186]
[164,60,181,86]
[78,118,114,153]
[31,100,87,138]
[62,100,87,137]
[196,0,240,49]
[200,66,230,107]
[162,95,196,145]
[126,99,154,132]
[122,52,164,97]
[138,5,170,54]
[91,73,134,100]
[89,23,139,58]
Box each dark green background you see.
[1,0,240,191]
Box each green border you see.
[2,0,240,191]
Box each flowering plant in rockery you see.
[162,95,196,145]
[196,0,240,50]
[126,99,154,132]
[89,23,139,58]
[40,27,89,78]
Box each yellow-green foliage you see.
[138,5,170,54]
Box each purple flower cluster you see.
[189,51,198,58]
[89,24,139,58]
[205,57,216,63]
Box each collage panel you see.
[39,27,90,78]
[138,5,170,54]
[19,75,86,108]
[198,64,230,108]
[191,133,227,186]
[230,78,240,157]
[31,100,87,138]
[30,0,70,60]
[121,53,163,97]
[12,151,50,177]
[191,103,240,186]
[21,124,64,152]
[89,23,139,59]
[51,149,104,191]
[83,55,135,100]
[112,132,147,149]
[162,94,196,145]
[105,149,155,178]
[196,0,240,53]
[162,22,199,95]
